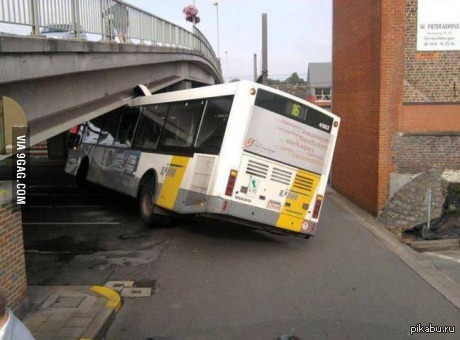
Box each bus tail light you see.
[225,170,238,196]
[312,195,323,219]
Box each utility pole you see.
[225,51,229,81]
[253,53,258,82]
[192,0,196,27]
[261,13,268,85]
[213,2,220,59]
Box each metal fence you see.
[0,0,221,78]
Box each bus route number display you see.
[287,102,307,121]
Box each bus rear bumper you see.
[204,196,317,237]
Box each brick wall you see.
[404,0,460,103]
[393,134,460,173]
[332,0,380,214]
[0,185,28,313]
[332,0,458,215]
[332,0,405,214]
[378,0,406,211]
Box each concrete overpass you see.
[0,0,223,316]
[0,33,223,155]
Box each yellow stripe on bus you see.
[275,169,321,232]
[276,214,304,232]
[157,156,190,210]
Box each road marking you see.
[425,252,460,264]
[26,193,109,196]
[29,185,77,188]
[26,205,129,209]
[23,222,121,225]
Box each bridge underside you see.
[0,35,222,153]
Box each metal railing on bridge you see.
[0,0,221,78]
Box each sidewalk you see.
[328,190,460,311]
[23,286,121,340]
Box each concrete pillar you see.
[171,80,193,91]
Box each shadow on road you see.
[179,217,291,243]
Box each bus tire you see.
[76,158,89,188]
[139,180,156,227]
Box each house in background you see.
[306,62,332,110]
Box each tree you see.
[268,78,281,85]
[285,72,305,85]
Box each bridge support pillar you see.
[172,80,193,91]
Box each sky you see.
[0,0,332,82]
[125,0,332,81]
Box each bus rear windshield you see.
[254,88,333,134]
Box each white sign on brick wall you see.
[417,0,460,51]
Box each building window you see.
[315,88,331,101]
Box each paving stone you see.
[84,300,106,318]
[57,327,85,338]
[32,331,56,340]
[24,315,48,331]
[50,296,84,308]
[65,316,93,328]
[47,311,73,323]
[35,321,64,332]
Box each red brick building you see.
[332,0,460,215]
[0,188,28,315]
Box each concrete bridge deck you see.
[0,34,222,153]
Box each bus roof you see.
[129,80,340,122]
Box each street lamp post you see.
[193,0,196,27]
[225,51,229,80]
[213,2,220,59]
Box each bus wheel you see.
[139,181,156,226]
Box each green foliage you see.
[285,72,305,85]
[268,78,281,85]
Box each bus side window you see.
[82,115,105,144]
[115,107,140,148]
[161,100,204,149]
[98,110,122,146]
[195,96,233,154]
[132,104,168,151]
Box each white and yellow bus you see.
[65,81,340,237]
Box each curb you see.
[91,285,122,312]
[410,239,460,252]
[328,191,460,311]
[79,286,122,340]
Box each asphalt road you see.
[19,162,460,339]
